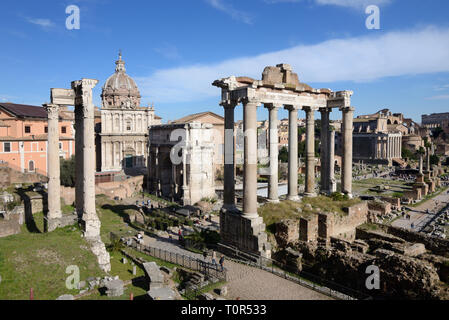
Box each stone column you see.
[44,104,62,232]
[320,108,330,194]
[266,104,280,203]
[73,79,100,239]
[75,104,84,221]
[304,106,316,197]
[341,107,354,197]
[243,99,259,218]
[426,147,431,171]
[223,102,237,210]
[328,129,336,193]
[285,105,299,201]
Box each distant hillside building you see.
[0,103,75,176]
[422,112,449,129]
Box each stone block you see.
[56,294,74,300]
[148,287,177,300]
[104,279,124,297]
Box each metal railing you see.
[217,243,370,301]
[115,234,227,282]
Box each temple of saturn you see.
[213,64,354,259]
[44,78,111,272]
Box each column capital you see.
[221,100,238,109]
[264,103,282,110]
[241,97,261,106]
[319,107,333,114]
[302,106,318,112]
[43,104,60,120]
[284,104,299,111]
[339,106,355,112]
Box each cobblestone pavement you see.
[142,235,332,300]
[392,189,449,230]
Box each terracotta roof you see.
[172,111,223,124]
[0,103,48,119]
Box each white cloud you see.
[314,0,391,8]
[434,84,449,91]
[136,26,449,103]
[26,18,55,28]
[204,0,253,24]
[426,95,449,100]
[265,0,391,8]
[154,43,182,60]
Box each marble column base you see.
[220,208,271,259]
[304,192,317,198]
[47,217,61,232]
[287,195,301,202]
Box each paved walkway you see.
[392,189,449,231]
[141,235,332,300]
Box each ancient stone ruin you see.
[44,79,111,272]
[213,64,355,259]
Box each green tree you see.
[279,146,288,163]
[60,156,76,187]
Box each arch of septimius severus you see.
[44,79,111,273]
[213,64,354,259]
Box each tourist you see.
[212,251,217,265]
[219,256,225,272]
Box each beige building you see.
[99,53,161,174]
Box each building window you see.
[25,126,31,133]
[3,142,11,153]
[59,142,63,150]
[45,126,48,133]
[126,122,132,131]
[28,161,35,172]
[62,127,67,134]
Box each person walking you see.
[219,255,225,272]
[212,251,217,265]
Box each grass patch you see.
[0,220,104,300]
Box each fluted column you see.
[73,79,100,239]
[44,104,62,232]
[266,104,280,203]
[243,99,259,218]
[223,102,237,210]
[285,105,299,201]
[304,106,316,197]
[341,107,354,197]
[320,108,330,194]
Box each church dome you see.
[101,52,141,109]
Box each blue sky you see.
[1,0,449,123]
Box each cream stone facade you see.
[148,123,216,206]
[100,53,161,174]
